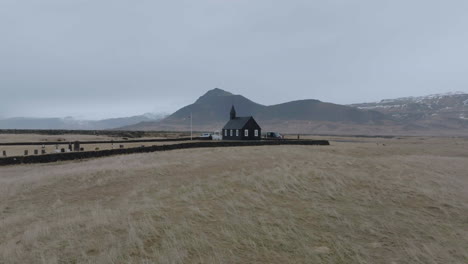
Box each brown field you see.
[0,133,121,143]
[0,136,467,263]
[0,132,188,143]
[0,141,200,157]
[0,133,192,157]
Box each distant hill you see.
[166,88,265,125]
[6,88,468,135]
[351,92,468,131]
[257,99,386,124]
[0,113,167,130]
[123,88,391,133]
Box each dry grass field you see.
[0,133,119,143]
[0,136,467,263]
[0,132,186,143]
[0,133,192,156]
[0,141,201,157]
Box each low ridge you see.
[123,88,390,133]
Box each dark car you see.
[200,133,213,140]
[264,132,284,139]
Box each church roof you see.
[223,117,252,130]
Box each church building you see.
[222,106,262,140]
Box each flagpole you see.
[190,112,193,140]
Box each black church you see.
[222,106,262,140]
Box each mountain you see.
[0,117,74,130]
[257,100,385,124]
[87,113,167,130]
[123,88,391,133]
[0,113,167,130]
[351,92,468,131]
[6,88,467,135]
[165,88,265,125]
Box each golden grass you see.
[0,133,119,143]
[0,132,195,156]
[0,137,467,263]
[0,141,200,157]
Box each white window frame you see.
[224,130,227,137]
[230,129,233,136]
[254,129,259,137]
[244,129,249,137]
[236,130,239,136]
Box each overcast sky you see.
[1,0,468,119]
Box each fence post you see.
[74,141,80,151]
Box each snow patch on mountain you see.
[357,104,404,110]
[378,91,466,104]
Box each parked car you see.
[200,131,222,140]
[264,132,284,139]
[212,131,222,140]
[200,133,213,140]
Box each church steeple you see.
[230,105,236,120]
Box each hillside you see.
[6,89,468,135]
[0,113,167,130]
[352,92,468,131]
[124,88,389,132]
[257,100,385,124]
[166,88,265,125]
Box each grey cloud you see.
[1,0,467,119]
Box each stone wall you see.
[0,140,329,166]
